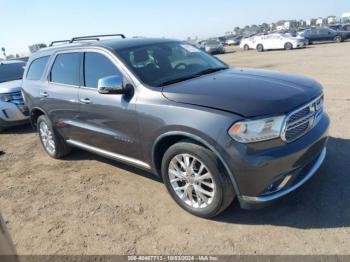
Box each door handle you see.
[80,98,92,104]
[39,91,49,97]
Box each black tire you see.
[243,44,250,51]
[256,44,264,52]
[334,36,342,43]
[161,140,235,218]
[0,126,5,132]
[284,42,293,50]
[37,115,71,159]
[304,39,310,46]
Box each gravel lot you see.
[0,42,349,255]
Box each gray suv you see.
[22,34,329,218]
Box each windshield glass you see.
[206,39,220,45]
[117,42,227,87]
[0,62,26,83]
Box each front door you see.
[76,51,143,162]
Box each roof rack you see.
[49,34,126,47]
[70,34,126,43]
[49,40,71,47]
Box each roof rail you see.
[70,34,126,43]
[49,40,71,47]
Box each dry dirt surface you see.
[0,42,350,255]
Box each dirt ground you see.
[0,42,350,255]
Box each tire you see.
[284,42,293,50]
[256,44,264,52]
[304,39,310,46]
[334,36,342,43]
[37,115,71,159]
[243,44,249,51]
[0,126,5,132]
[161,140,235,218]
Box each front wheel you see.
[256,44,264,52]
[334,36,342,43]
[243,44,250,51]
[161,141,235,218]
[284,42,293,50]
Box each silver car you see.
[0,60,29,131]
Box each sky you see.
[1,0,349,55]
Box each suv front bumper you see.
[223,113,330,209]
[0,101,29,128]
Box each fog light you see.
[263,175,292,195]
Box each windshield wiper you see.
[159,67,228,87]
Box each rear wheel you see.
[161,141,235,218]
[334,36,342,43]
[243,44,250,51]
[284,42,293,50]
[256,44,264,52]
[37,115,71,159]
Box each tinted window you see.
[0,62,26,83]
[50,53,80,86]
[84,52,121,88]
[26,56,50,80]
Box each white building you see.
[327,16,337,24]
[276,20,297,31]
[316,17,324,26]
[306,18,316,26]
[342,12,350,23]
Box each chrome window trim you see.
[281,94,324,143]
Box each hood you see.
[0,80,22,94]
[162,68,323,117]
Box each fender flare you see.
[152,131,241,196]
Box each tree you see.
[234,26,241,35]
[1,47,6,58]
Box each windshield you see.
[117,42,227,87]
[206,39,220,45]
[0,62,26,83]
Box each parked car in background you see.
[0,60,29,131]
[22,35,329,218]
[200,39,225,54]
[240,33,305,52]
[328,24,350,32]
[300,27,350,44]
[225,36,242,46]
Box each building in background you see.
[342,12,350,23]
[327,16,338,24]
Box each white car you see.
[240,33,305,52]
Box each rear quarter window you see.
[26,56,50,80]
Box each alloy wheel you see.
[168,153,215,209]
[39,121,56,155]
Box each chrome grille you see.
[282,95,324,143]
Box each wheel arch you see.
[152,131,241,196]
[30,107,47,128]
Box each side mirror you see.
[97,75,127,95]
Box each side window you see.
[50,53,81,86]
[84,52,121,88]
[26,56,50,80]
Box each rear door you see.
[43,52,82,140]
[76,50,143,161]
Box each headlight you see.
[228,116,285,143]
[0,94,12,102]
